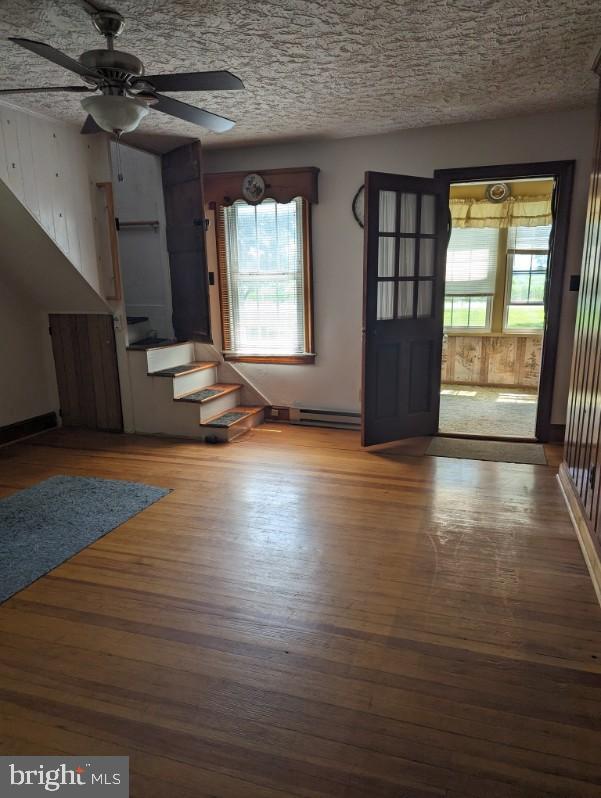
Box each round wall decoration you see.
[352,184,365,228]
[485,182,511,203]
[241,173,266,203]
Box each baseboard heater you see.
[289,407,361,430]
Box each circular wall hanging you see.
[352,184,365,228]
[485,182,511,203]
[242,172,266,203]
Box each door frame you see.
[434,160,575,442]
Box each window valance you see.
[204,167,319,207]
[450,195,553,229]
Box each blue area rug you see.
[0,475,170,604]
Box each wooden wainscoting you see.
[563,73,601,604]
[558,463,601,606]
[442,334,542,388]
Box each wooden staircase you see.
[128,342,265,442]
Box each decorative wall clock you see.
[485,182,511,203]
[352,184,365,228]
[242,173,266,203]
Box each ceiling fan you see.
[1,0,244,136]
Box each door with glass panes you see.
[362,172,449,446]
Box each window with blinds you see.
[444,227,499,330]
[217,197,313,359]
[445,227,499,296]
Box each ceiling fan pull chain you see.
[114,132,124,182]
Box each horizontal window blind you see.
[218,198,307,355]
[508,224,552,250]
[445,227,499,296]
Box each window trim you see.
[215,197,315,365]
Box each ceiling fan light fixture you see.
[81,94,149,134]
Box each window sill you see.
[223,353,316,365]
[444,330,543,338]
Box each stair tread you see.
[127,338,182,352]
[202,406,264,428]
[150,361,217,377]
[175,384,241,404]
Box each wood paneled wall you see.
[563,83,601,573]
[442,334,542,388]
[49,314,122,432]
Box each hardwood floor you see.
[0,425,600,797]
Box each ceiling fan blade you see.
[81,114,103,134]
[8,38,101,81]
[0,86,91,95]
[149,92,235,133]
[144,71,244,93]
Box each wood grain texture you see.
[49,314,122,432]
[442,334,542,388]
[564,83,601,572]
[0,425,600,798]
[96,182,122,301]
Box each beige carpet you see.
[426,437,547,465]
[439,384,538,437]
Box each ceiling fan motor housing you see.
[79,49,145,84]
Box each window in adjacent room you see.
[503,224,551,332]
[217,197,314,363]
[444,227,499,331]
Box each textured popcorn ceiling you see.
[0,0,600,153]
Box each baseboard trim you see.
[0,411,58,448]
[557,462,601,608]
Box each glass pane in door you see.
[398,238,416,277]
[420,194,436,234]
[397,282,414,318]
[419,238,435,276]
[379,191,396,233]
[378,237,395,277]
[417,281,432,317]
[377,280,394,319]
[399,193,417,233]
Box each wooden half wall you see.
[562,77,601,605]
[442,334,542,388]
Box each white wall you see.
[0,276,59,427]
[110,142,173,340]
[0,101,115,297]
[205,107,596,424]
[0,102,133,430]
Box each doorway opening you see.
[360,162,573,448]
[439,176,552,438]
[435,162,574,442]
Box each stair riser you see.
[172,368,218,398]
[229,410,264,440]
[146,343,194,373]
[221,409,265,441]
[199,390,240,422]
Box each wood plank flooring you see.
[0,425,600,797]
